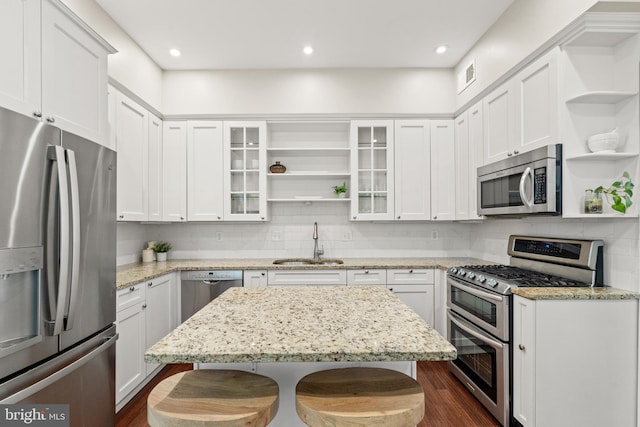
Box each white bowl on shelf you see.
[587,130,619,153]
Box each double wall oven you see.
[446,235,604,426]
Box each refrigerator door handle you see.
[0,333,118,404]
[46,146,71,337]
[64,149,81,331]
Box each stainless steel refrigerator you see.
[0,105,117,426]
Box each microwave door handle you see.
[46,146,70,337]
[64,149,81,331]
[519,166,534,207]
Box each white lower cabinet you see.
[267,270,347,286]
[387,269,435,326]
[244,270,268,287]
[346,269,386,286]
[115,273,177,411]
[513,295,638,427]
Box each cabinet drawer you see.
[347,269,387,286]
[116,283,144,312]
[387,269,434,285]
[267,270,347,286]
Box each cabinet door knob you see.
[119,215,124,219]
[129,286,135,292]
[217,216,221,220]
[180,216,184,220]
[261,217,265,220]
[142,303,147,309]
[261,272,265,276]
[507,152,513,157]
[46,117,55,123]
[514,150,520,155]
[409,269,413,273]
[389,287,394,292]
[397,216,401,219]
[433,216,437,220]
[148,282,153,287]
[353,216,357,220]
[33,111,42,118]
[364,270,369,274]
[518,344,526,351]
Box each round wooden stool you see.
[295,367,425,427]
[147,369,279,427]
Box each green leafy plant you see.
[589,171,635,214]
[152,241,172,253]
[333,182,347,196]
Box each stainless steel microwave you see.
[477,144,562,216]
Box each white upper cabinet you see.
[483,80,517,164]
[468,102,484,219]
[394,120,431,220]
[455,101,484,220]
[162,122,187,222]
[148,113,163,222]
[0,0,41,119]
[350,120,395,221]
[483,49,559,165]
[513,48,559,154]
[0,0,114,145]
[430,120,455,221]
[223,121,268,221]
[187,121,224,221]
[454,112,470,220]
[116,91,149,221]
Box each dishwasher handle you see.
[202,280,222,285]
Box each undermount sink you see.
[272,258,344,266]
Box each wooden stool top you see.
[296,367,424,427]
[148,369,279,427]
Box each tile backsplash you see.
[117,204,640,292]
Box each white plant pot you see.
[156,252,168,262]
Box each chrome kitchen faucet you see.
[313,222,324,260]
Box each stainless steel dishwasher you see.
[180,270,243,322]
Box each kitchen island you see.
[145,286,456,427]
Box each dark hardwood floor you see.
[116,361,500,427]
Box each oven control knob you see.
[476,275,486,283]
[466,272,475,279]
[450,267,458,274]
[458,269,466,276]
[487,279,498,287]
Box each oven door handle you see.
[448,310,505,351]
[448,278,504,302]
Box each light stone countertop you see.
[116,257,488,290]
[144,286,457,364]
[511,286,640,300]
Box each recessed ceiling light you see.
[169,48,181,57]
[303,45,314,55]
[435,45,448,55]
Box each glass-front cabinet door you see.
[223,121,267,221]
[350,120,394,220]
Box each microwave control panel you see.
[534,167,546,204]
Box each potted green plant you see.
[333,182,347,198]
[585,171,634,214]
[153,241,172,262]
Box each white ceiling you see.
[96,0,513,70]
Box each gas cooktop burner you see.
[448,264,592,294]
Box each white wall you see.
[60,0,163,111]
[454,0,600,109]
[162,69,455,116]
[117,204,471,264]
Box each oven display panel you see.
[513,239,581,260]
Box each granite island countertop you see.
[116,256,488,290]
[144,286,457,364]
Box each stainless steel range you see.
[446,235,604,426]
